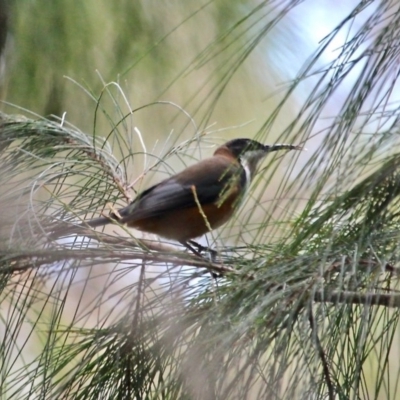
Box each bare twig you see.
[313,289,400,308]
[308,307,335,400]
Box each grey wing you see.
[117,160,244,223]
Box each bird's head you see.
[215,138,302,181]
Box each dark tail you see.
[48,215,113,240]
[85,216,113,229]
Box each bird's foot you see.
[182,241,220,278]
[186,240,218,262]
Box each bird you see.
[51,138,301,251]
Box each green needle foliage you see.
[2,1,400,400]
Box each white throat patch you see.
[240,149,267,191]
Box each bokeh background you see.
[2,1,399,399]
[1,0,358,144]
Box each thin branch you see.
[132,262,146,330]
[0,246,243,277]
[313,290,400,308]
[308,306,335,400]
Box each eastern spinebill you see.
[51,138,301,247]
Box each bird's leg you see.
[181,241,202,257]
[181,241,220,278]
[187,240,218,259]
[187,240,207,253]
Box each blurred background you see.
[0,0,359,143]
[3,1,399,399]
